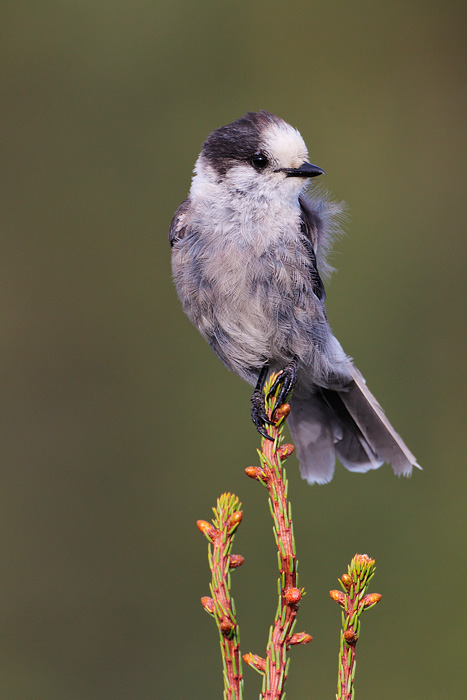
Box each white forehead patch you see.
[262,120,309,169]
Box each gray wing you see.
[298,196,326,302]
[169,198,191,247]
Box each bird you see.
[169,111,419,484]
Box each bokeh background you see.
[1,2,466,698]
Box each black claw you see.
[258,424,275,442]
[250,389,275,441]
[250,361,297,440]
[267,360,297,416]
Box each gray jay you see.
[169,111,419,484]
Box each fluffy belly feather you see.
[173,231,351,391]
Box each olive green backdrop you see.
[1,2,465,698]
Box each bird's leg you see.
[250,360,297,440]
[250,365,275,441]
[267,358,297,417]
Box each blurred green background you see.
[1,1,465,698]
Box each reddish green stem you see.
[244,374,312,700]
[198,494,244,700]
[331,554,382,700]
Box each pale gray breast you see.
[171,195,350,388]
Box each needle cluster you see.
[330,554,382,700]
[197,493,244,700]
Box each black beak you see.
[279,162,325,178]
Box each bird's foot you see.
[250,389,275,441]
[267,359,297,419]
[250,360,297,441]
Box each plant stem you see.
[198,493,244,700]
[244,373,312,700]
[330,554,382,700]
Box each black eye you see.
[250,153,269,170]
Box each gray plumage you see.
[170,111,419,484]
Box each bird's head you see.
[191,111,324,204]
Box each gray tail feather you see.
[288,365,420,485]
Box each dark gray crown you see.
[201,111,284,175]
